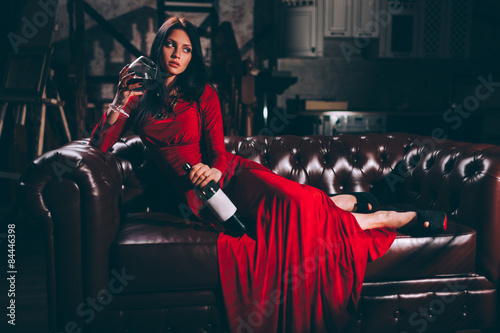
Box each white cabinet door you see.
[324,0,352,37]
[283,6,322,57]
[352,0,379,37]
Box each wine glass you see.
[107,56,158,123]
[127,56,158,91]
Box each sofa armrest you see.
[14,139,125,331]
[450,145,500,285]
[395,138,500,285]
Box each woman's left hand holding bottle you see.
[188,163,222,188]
[106,65,146,125]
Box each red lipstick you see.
[169,61,180,68]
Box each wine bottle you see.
[183,163,246,237]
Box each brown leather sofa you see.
[14,133,500,333]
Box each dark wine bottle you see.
[183,163,246,237]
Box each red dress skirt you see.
[205,152,395,333]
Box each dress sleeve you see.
[200,85,228,175]
[89,96,139,152]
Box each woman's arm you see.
[186,86,227,187]
[89,65,144,152]
[89,98,138,152]
[200,85,228,176]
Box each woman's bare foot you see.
[329,194,373,212]
[352,210,424,230]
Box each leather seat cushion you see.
[112,214,476,292]
[110,212,219,293]
[365,222,476,282]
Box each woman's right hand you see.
[106,65,147,124]
[113,64,147,107]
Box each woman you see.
[90,17,446,332]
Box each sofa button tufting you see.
[393,310,401,319]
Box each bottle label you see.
[206,189,237,222]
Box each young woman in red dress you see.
[90,17,446,333]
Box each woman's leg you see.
[329,194,374,212]
[329,194,357,211]
[352,210,432,230]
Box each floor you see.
[0,204,48,333]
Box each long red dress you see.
[90,85,396,332]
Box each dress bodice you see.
[139,99,201,148]
[90,85,228,179]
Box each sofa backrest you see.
[221,133,500,285]
[112,133,500,284]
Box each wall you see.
[51,0,254,101]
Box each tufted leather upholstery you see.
[14,133,500,332]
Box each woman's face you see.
[160,29,193,78]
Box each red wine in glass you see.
[127,78,157,91]
[126,56,158,91]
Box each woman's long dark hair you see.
[133,17,208,132]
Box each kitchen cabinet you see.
[352,0,380,37]
[324,0,379,37]
[282,0,471,58]
[444,0,473,58]
[418,0,472,58]
[378,0,420,58]
[379,0,472,58]
[282,1,324,57]
[324,0,351,37]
